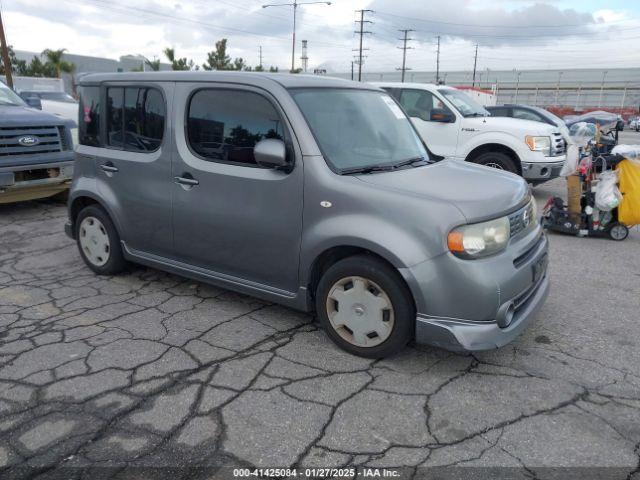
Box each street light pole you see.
[262,1,331,73]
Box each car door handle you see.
[99,163,119,173]
[174,176,199,186]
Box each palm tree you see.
[41,48,75,78]
[144,56,161,71]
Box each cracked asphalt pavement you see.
[0,178,639,479]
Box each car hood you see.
[355,159,529,223]
[468,115,558,135]
[0,105,72,127]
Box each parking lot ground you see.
[1,174,639,478]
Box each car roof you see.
[372,81,453,90]
[78,71,381,91]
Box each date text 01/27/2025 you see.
[232,468,402,478]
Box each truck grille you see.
[509,201,535,238]
[550,132,566,157]
[0,126,63,157]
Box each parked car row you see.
[60,72,549,358]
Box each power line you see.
[374,10,639,29]
[354,9,373,82]
[396,29,414,82]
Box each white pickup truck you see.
[375,83,567,184]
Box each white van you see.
[376,83,567,184]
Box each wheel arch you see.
[69,193,123,239]
[306,245,416,313]
[465,143,522,175]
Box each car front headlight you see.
[525,135,551,156]
[447,216,511,259]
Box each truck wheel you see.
[75,205,127,275]
[473,152,517,174]
[315,255,414,358]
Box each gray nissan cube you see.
[65,72,549,358]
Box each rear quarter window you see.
[79,86,100,147]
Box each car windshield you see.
[36,91,77,103]
[0,83,26,106]
[438,88,489,118]
[533,106,564,127]
[290,88,429,173]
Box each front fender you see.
[459,131,529,161]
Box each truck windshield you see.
[0,83,26,106]
[438,89,489,118]
[290,88,429,174]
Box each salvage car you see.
[65,72,549,358]
[376,83,567,184]
[0,82,75,204]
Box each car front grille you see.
[0,126,63,157]
[550,132,566,157]
[509,201,535,238]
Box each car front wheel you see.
[472,151,518,174]
[315,255,414,358]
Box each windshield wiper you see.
[391,156,429,168]
[341,164,395,175]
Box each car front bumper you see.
[0,160,74,204]
[521,158,565,184]
[401,226,549,352]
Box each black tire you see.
[315,255,415,358]
[608,222,629,241]
[472,151,518,174]
[75,205,127,275]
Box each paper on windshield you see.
[382,96,406,120]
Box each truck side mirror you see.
[430,108,455,123]
[24,96,43,110]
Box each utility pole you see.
[351,61,354,81]
[262,1,331,73]
[471,44,478,87]
[354,9,373,82]
[259,46,263,70]
[396,29,414,83]
[0,10,13,88]
[300,40,308,72]
[555,71,563,106]
[435,35,441,84]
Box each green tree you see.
[254,64,264,72]
[144,56,161,71]
[0,45,28,76]
[232,57,246,71]
[202,39,232,70]
[41,48,75,78]
[163,47,197,71]
[269,66,279,73]
[25,56,55,77]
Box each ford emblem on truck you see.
[17,135,40,147]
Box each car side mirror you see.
[254,139,289,169]
[430,108,455,123]
[24,96,43,110]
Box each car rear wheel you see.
[315,255,414,358]
[473,151,518,174]
[76,205,126,275]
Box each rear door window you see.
[106,86,165,151]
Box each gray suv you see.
[65,72,549,358]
